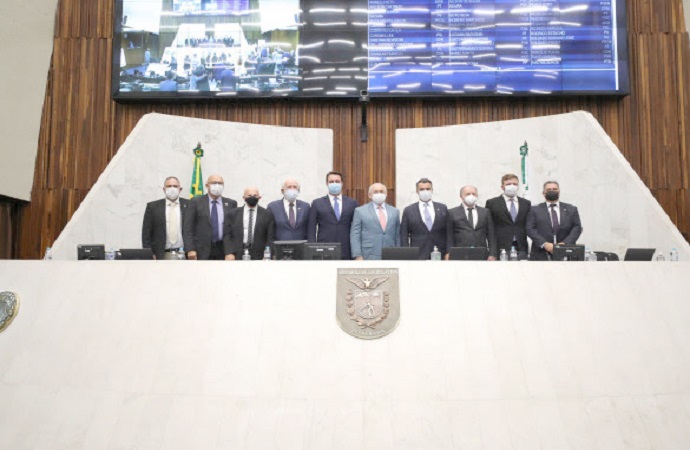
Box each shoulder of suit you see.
[266,199,281,209]
[485,196,501,205]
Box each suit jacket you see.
[142,198,189,259]
[267,199,310,241]
[526,201,583,261]
[182,194,238,260]
[223,205,275,260]
[350,202,401,260]
[446,205,498,257]
[307,195,358,260]
[400,201,448,259]
[484,195,531,254]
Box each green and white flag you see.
[190,143,204,198]
[520,141,530,200]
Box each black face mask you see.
[245,196,260,207]
[545,191,559,202]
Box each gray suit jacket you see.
[350,202,401,260]
[446,205,498,257]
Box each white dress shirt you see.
[328,194,341,210]
[462,204,478,228]
[418,200,435,225]
[243,206,258,244]
[165,199,183,249]
[503,194,519,215]
[283,197,297,218]
[374,202,388,221]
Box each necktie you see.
[467,207,474,230]
[247,208,255,247]
[378,205,387,230]
[334,196,341,221]
[423,202,433,231]
[211,200,219,242]
[289,202,296,228]
[510,198,517,223]
[550,204,560,239]
[168,203,178,244]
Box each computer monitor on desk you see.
[274,240,307,260]
[382,247,420,260]
[301,243,341,260]
[77,244,105,260]
[448,247,489,261]
[552,244,585,261]
[116,248,154,260]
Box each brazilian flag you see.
[190,143,204,198]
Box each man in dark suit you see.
[526,180,583,261]
[484,173,532,259]
[446,185,498,260]
[307,171,358,259]
[182,174,238,260]
[142,176,189,260]
[266,178,310,241]
[400,177,448,259]
[223,187,275,260]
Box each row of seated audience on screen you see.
[142,172,583,261]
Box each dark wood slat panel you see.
[6,0,690,258]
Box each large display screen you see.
[112,0,629,99]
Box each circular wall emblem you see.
[0,291,20,333]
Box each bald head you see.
[207,174,224,185]
[368,183,387,196]
[206,174,225,199]
[243,186,260,198]
[282,178,301,191]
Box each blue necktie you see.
[423,203,433,231]
[510,198,517,222]
[211,200,220,242]
[334,197,341,221]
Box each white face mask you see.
[283,188,299,202]
[209,183,224,197]
[463,194,478,207]
[503,184,518,197]
[418,189,433,202]
[372,193,386,205]
[165,187,180,201]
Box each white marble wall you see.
[396,111,690,259]
[50,113,333,259]
[2,260,690,449]
[0,0,58,200]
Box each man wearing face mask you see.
[142,176,189,260]
[400,178,449,259]
[526,180,583,261]
[446,185,498,260]
[267,178,310,241]
[485,174,532,259]
[350,183,401,260]
[307,171,359,260]
[223,187,275,260]
[182,174,238,260]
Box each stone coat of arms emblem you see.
[336,269,400,339]
[0,291,20,333]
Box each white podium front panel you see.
[1,261,690,449]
